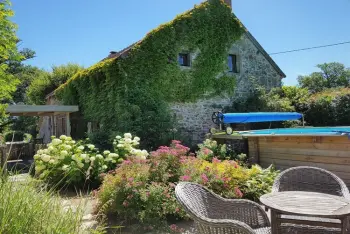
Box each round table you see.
[260,191,350,234]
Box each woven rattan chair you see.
[175,182,271,234]
[272,166,350,234]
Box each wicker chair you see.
[272,166,350,234]
[175,182,271,234]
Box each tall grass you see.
[0,134,96,234]
[0,177,85,234]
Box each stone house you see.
[44,0,285,143]
[105,0,285,142]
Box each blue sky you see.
[11,0,350,85]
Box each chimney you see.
[224,0,232,8]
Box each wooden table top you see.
[260,191,350,218]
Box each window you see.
[178,53,190,67]
[228,54,238,73]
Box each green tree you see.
[27,63,83,104]
[0,0,22,117]
[298,62,350,93]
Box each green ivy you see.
[56,0,244,148]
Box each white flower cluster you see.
[113,133,148,159]
[33,135,111,180]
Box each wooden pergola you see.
[6,105,79,136]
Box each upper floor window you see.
[228,54,238,73]
[178,53,191,67]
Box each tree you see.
[0,0,22,117]
[298,62,350,93]
[27,63,83,104]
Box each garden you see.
[26,133,278,233]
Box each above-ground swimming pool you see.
[213,126,350,186]
[241,127,350,137]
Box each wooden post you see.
[0,146,7,175]
[66,113,71,136]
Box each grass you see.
[0,176,88,234]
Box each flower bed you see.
[96,140,278,231]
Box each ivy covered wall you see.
[55,0,245,148]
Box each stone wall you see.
[171,34,283,144]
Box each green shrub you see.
[304,88,350,126]
[196,138,245,162]
[0,178,86,233]
[33,133,148,188]
[4,131,25,142]
[96,140,278,231]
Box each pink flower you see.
[122,200,129,207]
[212,157,221,163]
[146,191,150,197]
[170,224,178,231]
[201,174,209,184]
[180,175,191,181]
[175,207,180,213]
[203,148,213,155]
[123,160,132,165]
[171,140,181,145]
[128,177,134,182]
[234,187,243,198]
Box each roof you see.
[6,105,79,116]
[104,2,286,78]
[244,31,286,78]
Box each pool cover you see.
[220,112,302,124]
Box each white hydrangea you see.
[103,150,110,155]
[116,135,122,140]
[66,136,72,141]
[88,144,95,150]
[33,154,40,160]
[90,157,96,162]
[81,154,87,159]
[134,137,140,142]
[41,154,51,162]
[78,146,84,150]
[96,154,104,159]
[124,133,132,139]
[117,144,124,148]
[141,150,149,157]
[52,138,62,145]
[48,146,54,152]
[125,138,132,144]
[49,159,56,164]
[71,140,76,144]
[60,150,68,157]
[59,135,67,140]
[85,158,90,163]
[109,153,118,158]
[102,165,108,170]
[62,165,70,171]
[65,145,72,150]
[37,149,43,155]
[77,162,84,168]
